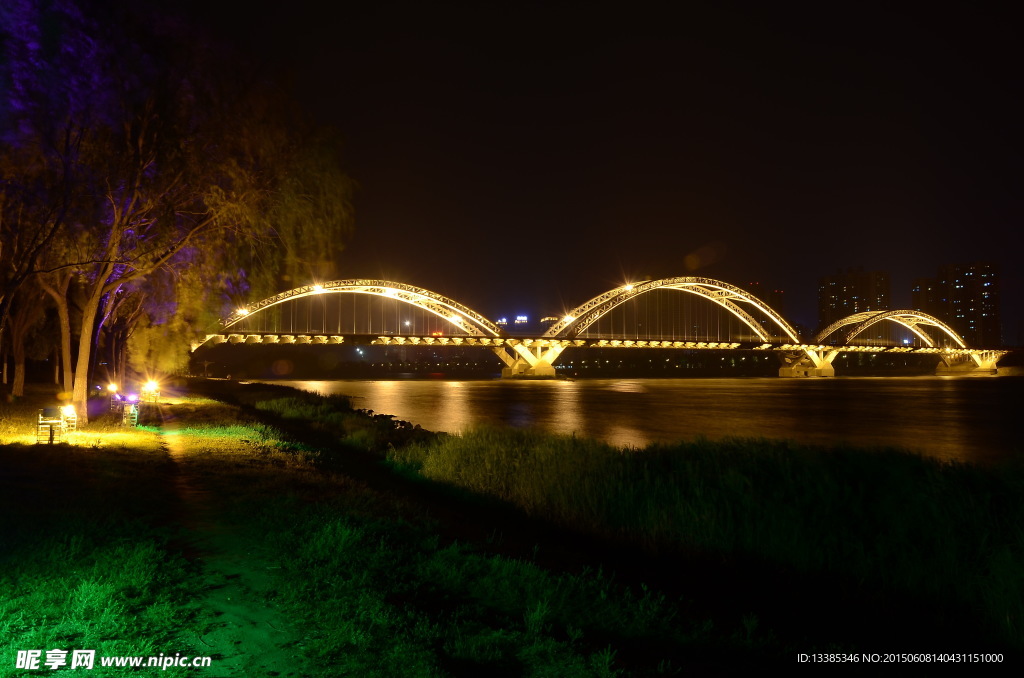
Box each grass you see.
[259,506,692,677]
[187,379,1024,651]
[0,420,207,677]
[160,387,757,675]
[2,379,1019,676]
[387,427,1024,649]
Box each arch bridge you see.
[195,277,1007,378]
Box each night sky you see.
[187,2,1020,341]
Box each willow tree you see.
[2,0,354,419]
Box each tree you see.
[2,0,354,419]
[0,130,79,343]
[2,283,50,396]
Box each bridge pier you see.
[493,342,565,378]
[936,350,1004,375]
[778,348,839,377]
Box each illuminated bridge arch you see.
[815,310,967,348]
[543,276,801,342]
[222,279,502,337]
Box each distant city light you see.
[514,315,528,324]
[496,317,508,325]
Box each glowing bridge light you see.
[563,315,576,323]
[236,308,250,316]
[623,284,634,291]
[312,284,324,293]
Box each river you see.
[267,376,1023,466]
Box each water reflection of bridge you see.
[194,278,1007,378]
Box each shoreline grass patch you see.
[388,426,1024,648]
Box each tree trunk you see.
[40,275,74,394]
[57,299,74,395]
[11,342,25,397]
[71,284,107,424]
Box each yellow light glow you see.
[312,284,324,293]
[143,380,159,392]
[563,315,576,323]
[449,314,462,323]
[107,383,118,393]
[60,405,76,417]
[623,284,634,291]
[237,308,250,316]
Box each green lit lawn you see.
[2,381,1019,677]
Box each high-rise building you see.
[911,277,939,312]
[817,268,890,331]
[912,262,1001,346]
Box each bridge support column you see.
[493,343,565,378]
[936,350,1004,375]
[778,348,839,377]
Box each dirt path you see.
[157,403,305,677]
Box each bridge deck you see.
[195,332,997,356]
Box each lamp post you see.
[141,380,160,403]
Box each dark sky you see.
[189,2,1021,341]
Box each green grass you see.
[0,438,207,678]
[4,379,1018,676]
[187,379,1024,651]
[387,427,1024,648]
[164,388,764,674]
[264,507,650,677]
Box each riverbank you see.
[1,380,1018,675]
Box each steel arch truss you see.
[815,310,967,348]
[543,276,801,342]
[221,279,502,337]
